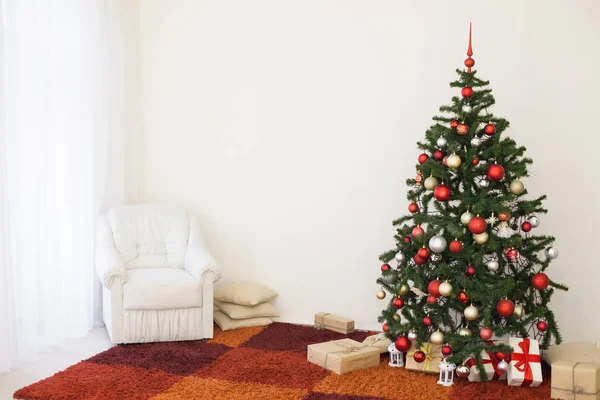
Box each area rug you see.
[14,322,552,400]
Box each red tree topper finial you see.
[465,22,475,73]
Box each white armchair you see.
[95,205,220,344]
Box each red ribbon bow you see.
[511,338,541,386]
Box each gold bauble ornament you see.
[446,154,462,168]
[424,176,439,190]
[464,305,479,321]
[430,330,445,345]
[439,281,453,297]
[458,327,472,337]
[393,313,401,322]
[460,211,473,225]
[473,231,489,244]
[510,178,525,195]
[513,304,524,319]
[376,290,386,300]
[398,284,410,296]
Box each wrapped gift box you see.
[506,337,543,387]
[307,338,380,375]
[362,333,392,354]
[551,360,600,400]
[314,312,354,334]
[466,341,506,382]
[405,342,443,375]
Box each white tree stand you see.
[437,358,456,386]
[387,343,404,367]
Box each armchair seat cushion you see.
[123,268,202,310]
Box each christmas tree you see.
[376,25,568,380]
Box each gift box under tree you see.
[466,341,507,382]
[507,337,543,387]
[405,342,443,375]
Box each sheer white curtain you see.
[0,0,126,372]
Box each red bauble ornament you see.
[495,352,507,362]
[381,263,391,272]
[383,322,389,332]
[472,157,479,166]
[532,272,550,290]
[487,163,505,181]
[434,184,451,202]
[393,297,405,309]
[449,240,463,254]
[521,221,532,232]
[537,321,548,332]
[428,279,442,297]
[496,299,515,318]
[505,247,519,261]
[418,153,429,164]
[413,255,426,265]
[468,216,487,234]
[412,226,424,238]
[408,202,419,213]
[426,295,438,305]
[479,327,493,340]
[484,123,496,135]
[422,316,432,327]
[433,149,445,161]
[456,123,469,135]
[457,291,469,303]
[442,156,448,167]
[465,265,476,276]
[450,119,459,129]
[461,87,474,98]
[403,236,411,243]
[441,345,453,357]
[395,335,412,352]
[464,58,475,68]
[413,351,426,363]
[417,247,430,259]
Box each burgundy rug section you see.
[241,322,372,353]
[88,340,230,376]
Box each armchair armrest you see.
[184,213,221,283]
[95,214,127,289]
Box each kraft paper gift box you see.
[314,312,354,334]
[405,342,443,374]
[307,338,380,375]
[362,333,392,354]
[551,360,600,400]
[506,337,543,387]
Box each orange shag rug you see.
[14,322,552,400]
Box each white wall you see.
[132,0,600,342]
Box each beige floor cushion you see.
[213,310,272,331]
[215,300,279,320]
[214,281,278,306]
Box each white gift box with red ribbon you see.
[466,348,507,382]
[506,337,543,387]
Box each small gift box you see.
[307,338,380,375]
[314,312,354,334]
[362,333,392,354]
[551,360,600,400]
[466,341,506,382]
[506,337,543,387]
[405,342,443,374]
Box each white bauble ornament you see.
[408,330,418,341]
[545,247,559,259]
[376,290,386,300]
[473,232,489,245]
[430,253,442,263]
[497,225,516,239]
[424,176,439,190]
[429,235,447,253]
[430,330,445,345]
[497,360,509,373]
[514,304,524,319]
[477,177,490,188]
[437,137,448,148]
[458,327,472,337]
[462,104,473,113]
[529,216,540,228]
[510,179,525,195]
[439,282,453,297]
[470,137,482,147]
[464,305,479,321]
[395,252,406,264]
[487,260,499,272]
[447,154,462,168]
[460,211,473,225]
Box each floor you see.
[0,327,113,400]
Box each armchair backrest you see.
[108,205,190,269]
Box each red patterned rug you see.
[14,322,552,399]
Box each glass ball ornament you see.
[479,327,493,340]
[428,235,447,253]
[462,104,473,113]
[446,154,462,168]
[424,176,439,190]
[545,247,559,260]
[437,137,448,148]
[487,260,499,272]
[376,290,386,300]
[456,364,470,378]
[430,330,445,345]
[464,305,479,321]
[413,350,426,363]
[458,327,472,337]
[529,216,540,228]
[408,330,418,341]
[460,211,473,225]
[383,273,398,285]
[510,179,525,195]
[477,177,490,188]
[395,251,406,264]
[430,253,442,263]
[497,360,509,373]
[470,136,482,147]
[473,232,489,245]
[398,284,410,296]
[438,282,453,297]
[514,304,524,319]
[441,345,453,357]
[393,313,401,322]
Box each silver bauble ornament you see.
[447,154,462,168]
[478,177,490,188]
[510,179,525,195]
[429,235,447,253]
[470,137,482,147]
[392,313,401,322]
[486,260,499,272]
[424,176,439,190]
[460,211,474,225]
[497,225,516,239]
[439,281,453,297]
[497,360,509,373]
[456,364,470,378]
[462,104,473,113]
[545,247,559,259]
[398,284,410,296]
[430,253,442,263]
[395,252,406,264]
[436,137,448,148]
[513,304,524,319]
[529,216,540,228]
[473,231,489,245]
[383,273,398,284]
[458,327,472,337]
[430,330,445,345]
[464,305,479,321]
[408,330,418,341]
[376,290,386,300]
